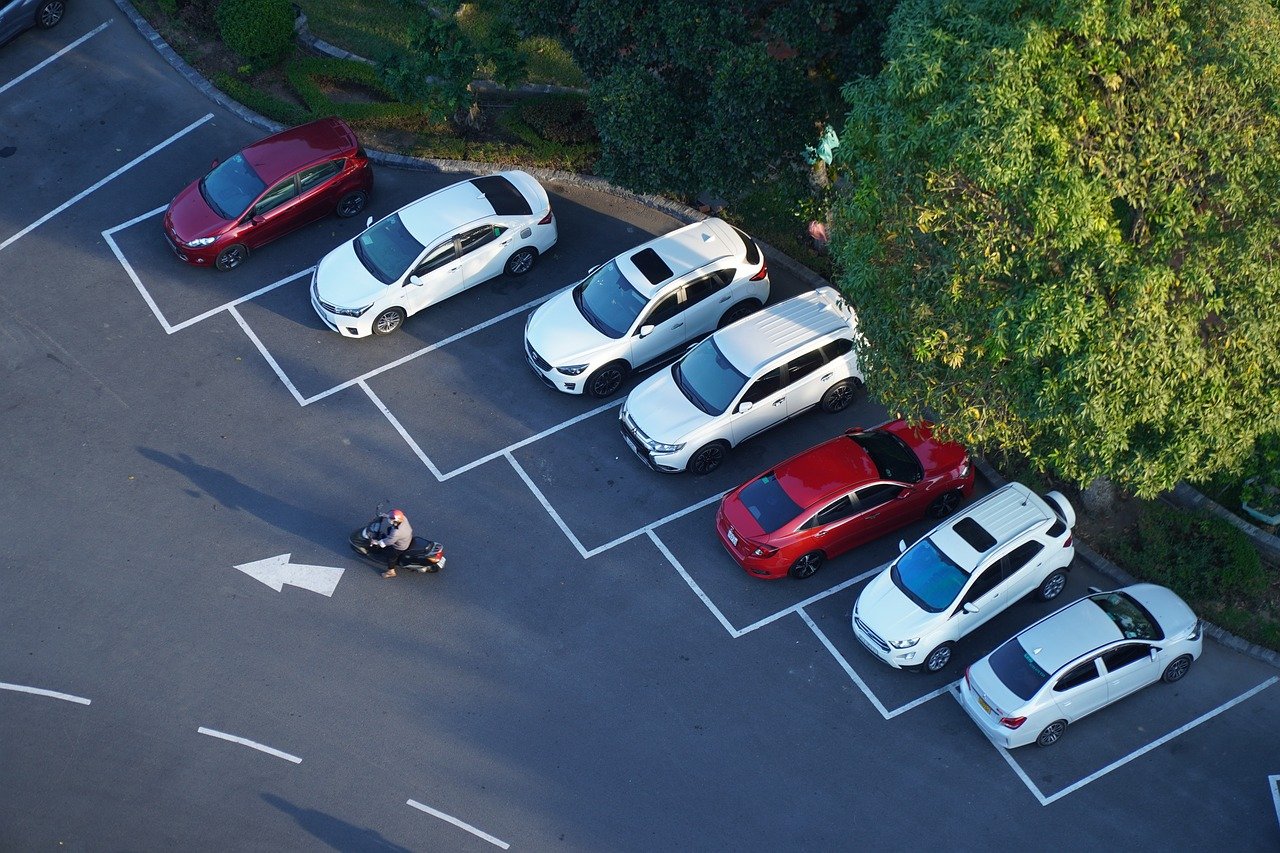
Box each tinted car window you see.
[854,483,899,511]
[643,293,681,327]
[458,224,505,255]
[1102,644,1152,671]
[740,367,784,405]
[200,153,266,220]
[254,178,299,216]
[850,431,924,483]
[784,349,824,386]
[1090,592,1164,640]
[576,260,648,338]
[891,539,967,613]
[1000,540,1045,578]
[822,338,853,361]
[736,473,802,534]
[810,495,856,527]
[683,272,731,308]
[415,242,456,275]
[354,213,427,284]
[673,338,748,415]
[1054,660,1101,692]
[989,636,1051,701]
[962,563,1002,604]
[298,160,342,191]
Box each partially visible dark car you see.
[163,117,373,271]
[0,0,65,46]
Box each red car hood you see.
[166,179,230,242]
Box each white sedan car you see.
[311,170,556,337]
[959,584,1203,748]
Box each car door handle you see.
[815,530,828,537]
[719,295,731,302]
[866,513,880,520]
[821,372,834,381]
[672,322,683,329]
[773,399,785,406]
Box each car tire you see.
[788,551,825,580]
[922,642,955,673]
[214,244,248,272]
[717,299,761,329]
[820,379,859,413]
[1036,569,1068,601]
[927,489,964,519]
[372,307,406,336]
[1036,720,1067,747]
[1161,654,1193,683]
[504,247,538,276]
[36,0,64,28]
[686,441,729,476]
[585,361,629,398]
[336,190,368,218]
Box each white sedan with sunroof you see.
[312,170,556,337]
[959,583,1203,748]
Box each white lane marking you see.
[406,799,510,849]
[0,681,91,706]
[234,553,344,596]
[800,608,891,719]
[734,564,884,637]
[1270,774,1280,832]
[649,529,740,637]
[0,113,213,252]
[197,727,302,764]
[103,211,175,332]
[228,305,306,406]
[0,19,111,96]
[361,380,447,480]
[948,684,1051,805]
[506,452,590,558]
[584,489,728,559]
[171,267,313,332]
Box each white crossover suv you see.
[852,482,1077,673]
[312,170,556,337]
[523,218,769,398]
[960,584,1202,748]
[619,287,863,474]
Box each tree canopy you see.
[830,0,1280,497]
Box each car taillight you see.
[749,260,768,281]
[746,540,778,558]
[538,209,554,225]
[964,667,972,689]
[1063,535,1073,547]
[998,716,1027,730]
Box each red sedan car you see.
[163,117,372,271]
[716,420,974,580]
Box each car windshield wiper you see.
[673,362,714,415]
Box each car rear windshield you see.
[575,260,648,338]
[735,473,802,534]
[1090,592,1164,640]
[199,153,266,220]
[988,635,1050,700]
[891,538,967,613]
[850,431,923,483]
[470,175,531,216]
[673,338,748,416]
[354,213,425,284]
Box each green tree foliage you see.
[215,0,295,68]
[830,0,1280,497]
[379,15,489,124]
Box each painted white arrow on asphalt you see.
[234,554,344,597]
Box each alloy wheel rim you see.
[510,251,533,274]
[42,2,64,25]
[376,312,401,334]
[1044,574,1065,597]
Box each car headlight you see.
[331,303,372,317]
[889,637,919,649]
[646,439,685,454]
[557,364,589,376]
[184,237,217,248]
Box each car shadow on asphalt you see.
[261,792,412,852]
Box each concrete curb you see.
[971,458,1280,671]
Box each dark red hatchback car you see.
[163,117,372,271]
[716,419,974,580]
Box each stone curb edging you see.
[971,457,1280,671]
[112,0,834,290]
[1166,482,1280,566]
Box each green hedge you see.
[285,56,422,122]
[216,0,295,68]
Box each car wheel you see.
[788,551,825,580]
[585,361,629,398]
[36,0,64,28]
[1162,654,1193,683]
[717,299,761,329]
[336,190,368,218]
[923,642,955,673]
[1036,720,1067,747]
[686,441,729,476]
[927,489,964,519]
[214,244,248,272]
[372,307,406,336]
[504,247,538,276]
[820,379,859,413]
[1036,569,1068,601]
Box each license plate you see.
[727,528,739,546]
[977,694,993,714]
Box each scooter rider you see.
[374,509,414,578]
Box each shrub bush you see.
[516,94,595,145]
[215,0,296,68]
[1117,502,1267,601]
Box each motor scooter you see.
[349,505,445,572]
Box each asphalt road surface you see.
[2,3,1278,850]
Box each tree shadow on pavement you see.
[261,792,412,852]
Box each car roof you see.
[714,287,856,376]
[1016,596,1123,674]
[616,218,743,298]
[397,172,537,245]
[930,482,1050,572]
[241,118,357,187]
[775,434,880,508]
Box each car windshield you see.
[735,473,802,534]
[988,635,1051,701]
[199,153,266,220]
[673,338,747,415]
[354,214,425,285]
[851,431,924,483]
[1090,592,1164,640]
[890,538,967,613]
[574,260,648,338]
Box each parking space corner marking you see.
[647,528,742,638]
[800,607,893,720]
[169,266,315,333]
[946,683,1051,805]
[505,452,590,559]
[0,19,112,97]
[1269,774,1280,832]
[359,380,446,480]
[103,225,175,334]
[227,305,305,406]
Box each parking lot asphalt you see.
[2,3,1279,849]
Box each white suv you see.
[619,287,863,474]
[852,482,1077,673]
[524,218,769,398]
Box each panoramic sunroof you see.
[629,248,674,284]
[952,517,997,552]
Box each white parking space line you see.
[406,799,510,849]
[229,306,306,406]
[1270,774,1280,832]
[362,380,446,480]
[0,681,91,706]
[506,452,591,558]
[947,684,1051,805]
[0,19,111,96]
[196,726,302,764]
[649,529,739,636]
[0,113,213,252]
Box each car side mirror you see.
[737,401,754,414]
[637,324,655,338]
[250,215,264,226]
[586,264,601,276]
[210,158,220,169]
[365,216,374,228]
[1149,647,1160,660]
[963,602,979,614]
[408,275,423,286]
[898,539,907,554]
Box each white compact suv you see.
[311,170,556,337]
[523,218,769,398]
[619,286,863,474]
[852,482,1077,673]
